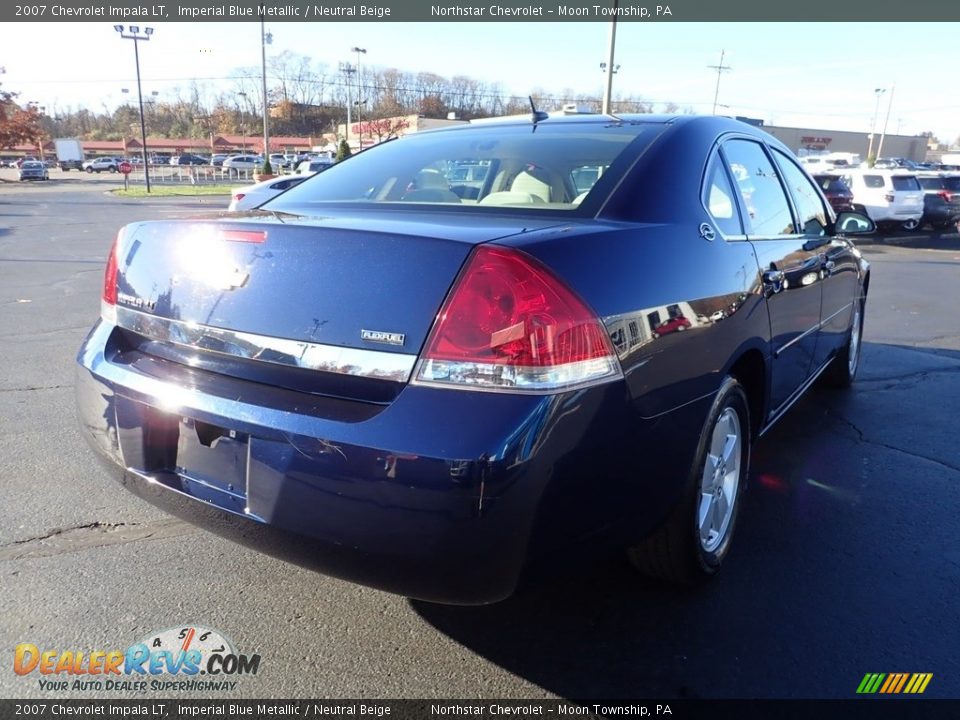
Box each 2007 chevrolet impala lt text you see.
[76,114,873,604]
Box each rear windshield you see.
[267,122,658,213]
[892,176,921,191]
[942,177,960,192]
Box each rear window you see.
[942,177,960,192]
[892,176,921,191]
[863,175,885,188]
[815,176,850,193]
[267,122,658,213]
[918,177,945,190]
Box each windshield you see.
[266,121,658,214]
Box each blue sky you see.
[3,21,958,141]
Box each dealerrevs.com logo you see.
[14,625,261,693]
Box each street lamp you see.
[237,92,248,153]
[600,0,619,115]
[339,61,356,145]
[114,24,154,192]
[867,87,886,165]
[351,47,366,146]
[260,20,271,164]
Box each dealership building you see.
[734,118,931,162]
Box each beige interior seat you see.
[510,171,552,202]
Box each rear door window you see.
[721,139,794,237]
[773,149,828,236]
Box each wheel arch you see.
[726,347,766,439]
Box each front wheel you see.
[627,376,750,584]
[85,167,93,173]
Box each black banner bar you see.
[4,0,960,23]
[2,699,960,720]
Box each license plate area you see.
[175,417,249,514]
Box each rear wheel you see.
[901,218,920,231]
[823,296,864,388]
[85,167,93,173]
[627,376,750,584]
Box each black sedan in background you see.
[170,154,209,166]
[76,115,874,604]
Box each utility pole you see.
[600,0,619,115]
[709,50,732,115]
[876,84,896,161]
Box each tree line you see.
[20,51,691,144]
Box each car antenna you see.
[529,96,548,124]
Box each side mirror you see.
[834,211,875,235]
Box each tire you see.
[901,218,920,231]
[85,167,93,173]
[822,296,864,388]
[627,376,750,585]
[109,166,118,173]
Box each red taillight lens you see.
[937,190,952,201]
[233,193,246,202]
[102,234,119,305]
[415,246,621,392]
[101,233,120,324]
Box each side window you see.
[702,153,743,236]
[773,149,828,237]
[721,140,794,236]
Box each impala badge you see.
[361,329,405,346]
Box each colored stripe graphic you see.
[857,673,884,694]
[857,673,932,694]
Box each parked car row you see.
[812,169,960,231]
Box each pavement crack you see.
[12,521,137,546]
[0,384,71,393]
[0,518,196,562]
[826,408,960,475]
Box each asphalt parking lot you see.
[1,180,958,700]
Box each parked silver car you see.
[19,161,49,181]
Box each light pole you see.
[114,24,154,192]
[867,87,886,165]
[237,91,248,153]
[260,19,271,166]
[351,47,366,146]
[339,62,355,145]
[600,0,619,115]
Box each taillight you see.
[937,191,952,202]
[101,232,120,324]
[414,245,621,392]
[884,193,895,203]
[233,193,246,202]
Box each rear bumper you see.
[76,320,656,604]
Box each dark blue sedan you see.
[76,114,874,604]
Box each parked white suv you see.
[82,157,122,173]
[836,170,924,230]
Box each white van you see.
[836,170,924,230]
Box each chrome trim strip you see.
[113,306,417,383]
[773,322,820,359]
[820,301,853,327]
[760,355,834,437]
